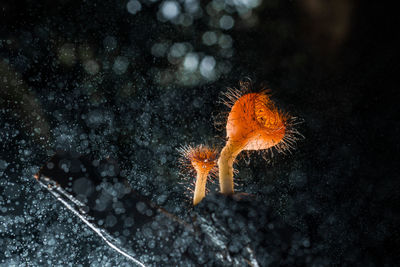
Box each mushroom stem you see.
[218,140,244,194]
[193,170,208,205]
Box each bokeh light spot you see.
[127,0,142,15]
[161,1,180,20]
[219,15,235,30]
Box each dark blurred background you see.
[1,0,399,265]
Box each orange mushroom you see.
[218,81,301,194]
[178,145,218,205]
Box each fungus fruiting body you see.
[218,82,300,194]
[178,145,218,205]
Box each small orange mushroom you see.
[178,145,218,205]
[218,81,300,194]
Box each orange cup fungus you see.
[218,81,300,194]
[179,81,301,204]
[178,145,218,205]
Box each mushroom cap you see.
[188,146,218,173]
[226,92,286,151]
[178,145,218,174]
